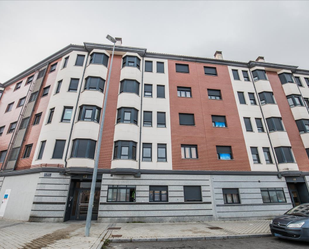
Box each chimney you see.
[256,56,265,62]
[115,37,122,45]
[214,51,223,60]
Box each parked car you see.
[270,203,309,241]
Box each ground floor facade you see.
[0,168,309,222]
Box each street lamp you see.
[85,34,117,237]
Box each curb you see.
[109,233,271,243]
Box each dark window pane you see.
[52,140,66,159]
[208,89,221,100]
[157,85,165,98]
[157,62,164,73]
[145,61,153,72]
[143,111,152,127]
[120,80,140,95]
[176,64,189,73]
[212,115,227,127]
[204,66,217,76]
[69,78,79,92]
[244,117,253,131]
[38,141,46,159]
[179,113,195,125]
[157,112,166,128]
[184,186,202,201]
[238,92,246,104]
[157,144,167,162]
[232,70,240,80]
[75,55,85,66]
[144,84,152,97]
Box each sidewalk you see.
[0,219,271,249]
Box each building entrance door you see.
[286,177,309,207]
[67,181,100,220]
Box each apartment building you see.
[0,42,309,222]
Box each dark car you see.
[270,203,309,241]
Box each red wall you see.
[168,61,250,171]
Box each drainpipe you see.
[137,57,145,177]
[248,68,282,179]
[64,48,90,168]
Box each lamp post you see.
[85,34,117,237]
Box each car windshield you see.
[285,204,309,217]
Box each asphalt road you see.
[106,236,309,249]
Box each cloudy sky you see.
[1,1,309,83]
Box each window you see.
[71,139,96,159]
[181,145,198,159]
[204,66,217,76]
[55,80,62,94]
[223,189,240,204]
[263,147,273,164]
[0,91,2,100]
[261,188,286,203]
[23,144,33,158]
[90,53,109,67]
[144,84,152,97]
[52,140,66,159]
[232,69,240,80]
[68,78,79,92]
[305,78,309,87]
[242,71,250,81]
[305,98,309,108]
[244,117,253,132]
[0,150,7,163]
[184,186,202,202]
[248,93,257,105]
[255,118,265,132]
[47,108,55,124]
[8,122,17,133]
[120,79,140,95]
[306,148,309,159]
[49,62,57,73]
[5,102,14,112]
[252,69,267,81]
[157,62,164,73]
[62,56,69,68]
[14,81,22,91]
[287,94,303,107]
[179,113,195,126]
[237,92,246,104]
[26,75,34,85]
[42,86,50,97]
[177,87,191,98]
[142,143,152,162]
[259,92,275,105]
[145,61,153,72]
[8,147,20,161]
[275,147,294,163]
[122,56,140,69]
[278,73,294,84]
[20,117,29,129]
[157,85,165,98]
[157,112,166,128]
[61,107,73,123]
[176,63,189,73]
[149,186,168,202]
[250,147,260,164]
[37,141,46,159]
[143,111,152,127]
[295,77,303,87]
[75,54,85,66]
[33,112,42,125]
[84,77,105,92]
[37,69,45,79]
[296,119,309,133]
[113,140,137,160]
[107,185,136,202]
[266,117,284,132]
[157,144,167,162]
[212,115,227,127]
[17,97,26,107]
[29,91,38,102]
[216,146,233,160]
[78,105,101,123]
[117,107,138,125]
[208,89,222,100]
[0,126,5,136]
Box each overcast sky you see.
[1,1,309,83]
